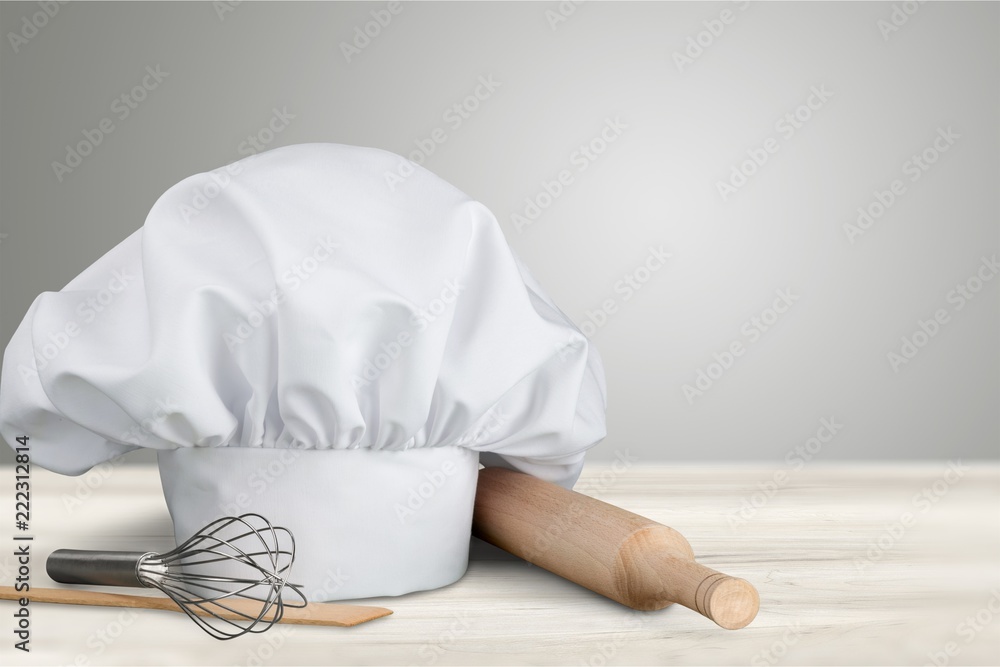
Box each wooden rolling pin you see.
[472,467,759,629]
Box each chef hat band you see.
[158,446,480,599]
[0,143,607,600]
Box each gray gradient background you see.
[0,1,997,467]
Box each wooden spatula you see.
[0,586,392,627]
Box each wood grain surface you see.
[0,462,997,665]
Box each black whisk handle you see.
[47,550,154,588]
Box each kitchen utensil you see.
[0,586,392,627]
[45,513,309,639]
[472,467,760,629]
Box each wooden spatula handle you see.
[472,467,759,629]
[0,586,392,627]
[0,585,180,612]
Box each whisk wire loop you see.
[132,513,307,639]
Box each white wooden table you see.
[1,462,998,665]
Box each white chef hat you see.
[0,143,606,600]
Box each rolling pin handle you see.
[680,561,760,630]
[622,537,760,629]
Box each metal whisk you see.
[47,513,307,639]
